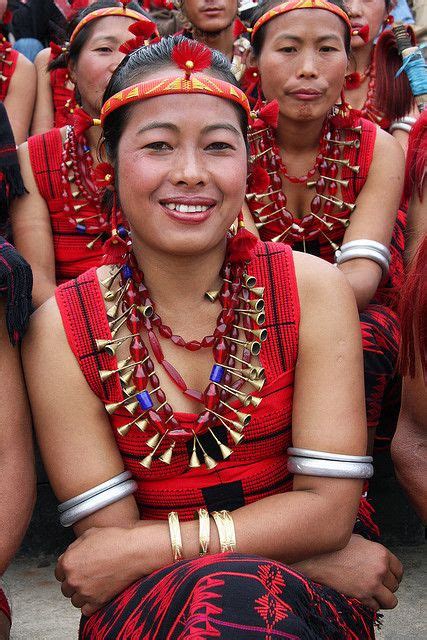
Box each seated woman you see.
[174,0,251,82]
[11,0,158,307]
[344,0,419,152]
[392,113,427,522]
[247,0,405,452]
[23,36,402,639]
[0,0,36,144]
[0,105,35,640]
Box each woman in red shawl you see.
[11,1,157,307]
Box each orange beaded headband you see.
[70,7,152,44]
[251,0,352,41]
[101,41,251,124]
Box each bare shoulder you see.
[34,48,51,70]
[22,295,66,358]
[373,127,405,167]
[14,51,36,81]
[292,250,356,310]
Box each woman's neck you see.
[131,238,226,315]
[276,113,326,154]
[351,43,374,73]
[194,24,235,61]
[85,124,103,166]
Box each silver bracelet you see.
[335,240,390,278]
[59,479,137,527]
[58,471,132,513]
[287,456,373,479]
[287,447,372,463]
[389,122,412,134]
[338,240,391,262]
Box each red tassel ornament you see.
[50,41,69,59]
[351,24,370,43]
[73,107,101,137]
[171,40,212,78]
[248,163,270,194]
[251,100,279,130]
[233,18,247,39]
[226,212,258,264]
[93,162,115,189]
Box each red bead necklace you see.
[248,117,361,247]
[98,246,267,470]
[61,125,109,241]
[345,56,390,129]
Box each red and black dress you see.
[0,35,18,102]
[56,243,377,640]
[248,116,405,437]
[27,127,109,284]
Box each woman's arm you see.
[10,143,57,307]
[392,357,427,523]
[338,128,405,311]
[3,53,36,145]
[0,300,36,575]
[31,48,55,136]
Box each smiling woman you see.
[23,35,403,640]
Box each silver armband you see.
[335,239,391,278]
[287,447,373,479]
[58,472,137,527]
[389,116,416,134]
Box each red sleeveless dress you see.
[49,49,76,128]
[0,37,18,102]
[27,128,107,284]
[56,243,377,640]
[250,117,405,435]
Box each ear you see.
[247,48,257,69]
[68,59,77,85]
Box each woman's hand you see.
[294,534,403,611]
[55,525,152,616]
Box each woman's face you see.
[116,80,247,258]
[256,10,348,124]
[346,0,388,48]
[183,0,238,33]
[70,16,135,116]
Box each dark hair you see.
[102,35,249,165]
[48,0,147,72]
[251,0,351,58]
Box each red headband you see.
[101,41,251,124]
[251,0,352,41]
[69,7,154,44]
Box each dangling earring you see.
[93,162,129,265]
[384,14,394,29]
[226,211,258,264]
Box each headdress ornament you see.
[69,6,154,45]
[101,40,251,125]
[119,20,160,55]
[251,0,351,42]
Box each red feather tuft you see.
[233,18,247,39]
[171,40,212,76]
[102,234,129,265]
[252,100,279,130]
[128,20,158,39]
[248,163,270,194]
[2,9,12,24]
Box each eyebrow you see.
[90,35,120,45]
[136,122,241,136]
[274,33,342,43]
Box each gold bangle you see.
[211,510,236,553]
[197,508,210,556]
[168,511,183,561]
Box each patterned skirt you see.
[79,554,375,639]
